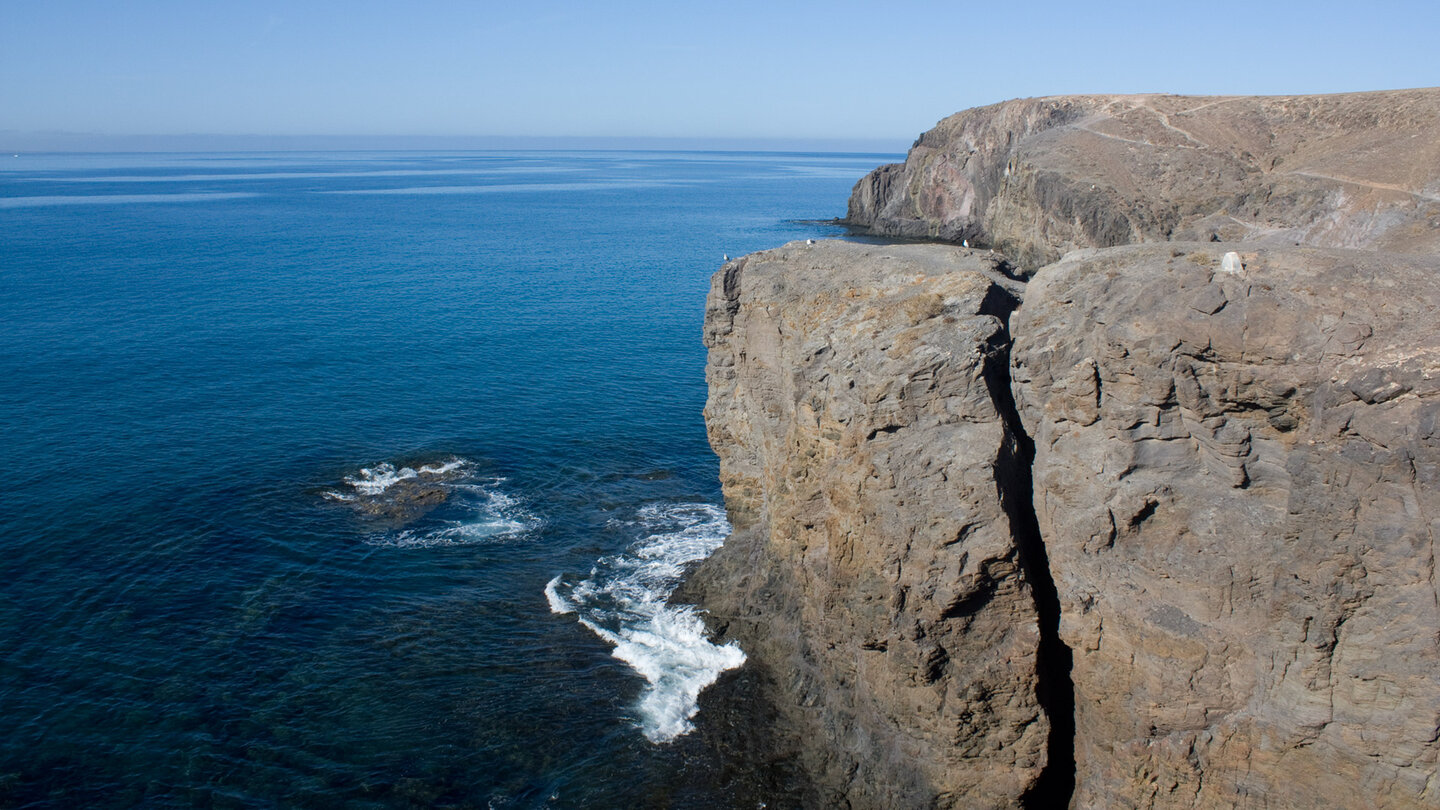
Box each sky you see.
[2,0,1438,150]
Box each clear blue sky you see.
[3,0,1437,146]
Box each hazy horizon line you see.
[0,130,910,155]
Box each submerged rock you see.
[321,459,468,524]
[347,480,448,521]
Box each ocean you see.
[0,150,892,807]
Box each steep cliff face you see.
[690,91,1440,808]
[847,89,1440,270]
[686,241,1050,808]
[1012,244,1440,808]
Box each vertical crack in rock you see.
[980,285,1076,807]
[695,243,1077,806]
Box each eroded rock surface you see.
[693,90,1440,808]
[684,240,1051,808]
[1011,244,1440,808]
[847,89,1440,270]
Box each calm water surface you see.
[0,150,893,807]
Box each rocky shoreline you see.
[682,89,1440,808]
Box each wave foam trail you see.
[547,503,744,743]
[544,576,572,614]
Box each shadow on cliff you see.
[981,285,1077,808]
[681,656,818,809]
[671,537,823,809]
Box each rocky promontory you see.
[846,90,1440,270]
[685,89,1440,808]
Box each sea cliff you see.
[846,89,1440,270]
[683,89,1440,808]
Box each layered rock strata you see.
[846,89,1440,270]
[688,89,1440,808]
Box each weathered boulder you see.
[847,89,1440,270]
[684,240,1052,808]
[1011,243,1440,808]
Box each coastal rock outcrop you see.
[689,89,1440,808]
[685,241,1050,808]
[1012,244,1440,808]
[846,89,1440,270]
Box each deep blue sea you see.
[0,150,892,808]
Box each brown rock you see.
[349,481,449,521]
[694,89,1440,808]
[1011,243,1440,808]
[686,240,1052,808]
[846,89,1440,270]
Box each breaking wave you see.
[546,503,744,743]
[334,459,468,496]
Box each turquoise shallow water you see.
[0,150,892,807]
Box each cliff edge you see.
[685,242,1049,807]
[687,89,1440,808]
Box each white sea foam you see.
[362,479,541,548]
[343,462,421,495]
[544,576,572,614]
[547,502,744,743]
[333,458,472,496]
[417,459,467,476]
[324,457,540,547]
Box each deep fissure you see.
[981,285,1077,808]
